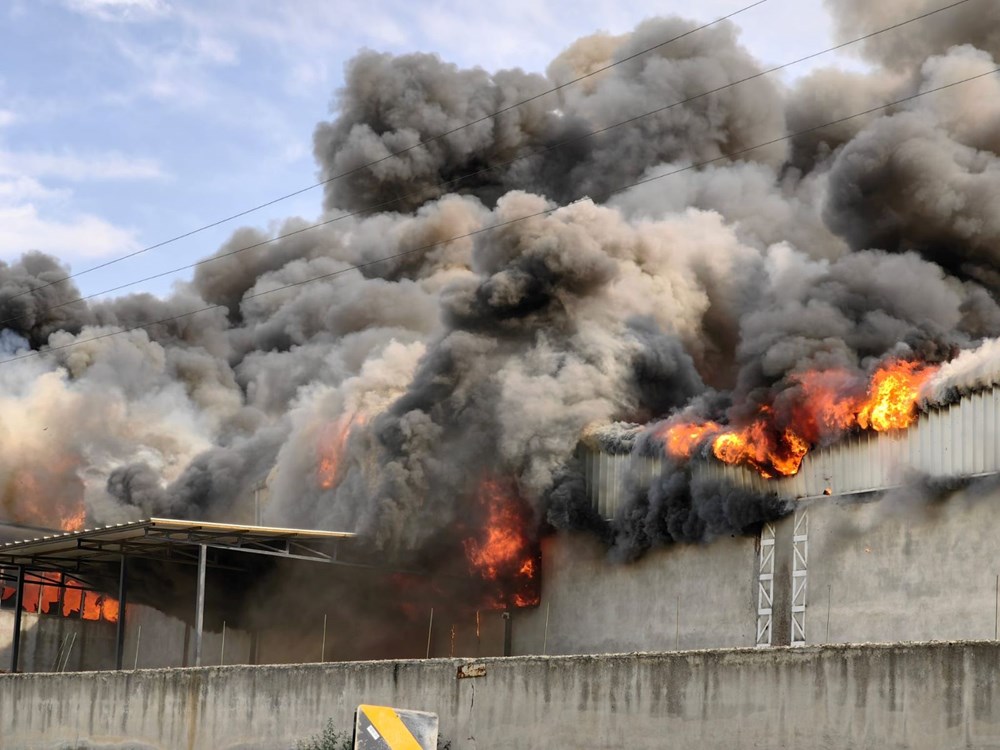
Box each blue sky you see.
[0,0,857,299]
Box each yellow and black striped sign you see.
[354,705,439,750]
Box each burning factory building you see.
[3,0,1000,674]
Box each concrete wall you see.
[5,641,1000,749]
[0,610,116,673]
[0,604,251,673]
[513,483,1000,655]
[512,531,758,654]
[803,487,1000,645]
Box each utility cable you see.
[0,65,995,367]
[0,0,975,331]
[5,0,769,302]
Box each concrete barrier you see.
[3,641,1000,749]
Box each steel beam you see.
[115,554,127,670]
[10,565,24,673]
[194,544,207,667]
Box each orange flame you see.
[1,573,118,622]
[463,478,540,609]
[63,585,82,617]
[60,507,87,532]
[317,413,366,490]
[659,420,722,460]
[663,359,938,478]
[857,360,930,431]
[79,592,119,623]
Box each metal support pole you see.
[115,554,128,670]
[10,565,25,673]
[249,630,259,665]
[502,609,512,657]
[134,625,142,670]
[320,614,327,663]
[425,608,434,659]
[542,601,550,655]
[194,544,207,667]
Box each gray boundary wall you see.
[515,483,1000,654]
[5,642,1000,749]
[512,532,759,654]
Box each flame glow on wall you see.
[660,359,939,478]
[1,572,120,623]
[462,478,540,609]
[316,413,366,490]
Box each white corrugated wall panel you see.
[584,386,1000,515]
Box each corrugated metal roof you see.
[583,386,1000,517]
[0,517,355,570]
[697,387,1000,500]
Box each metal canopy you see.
[0,517,356,573]
[0,518,357,673]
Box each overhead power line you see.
[1,64,996,368]
[0,0,975,332]
[6,0,769,302]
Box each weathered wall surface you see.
[4,642,1000,749]
[513,531,758,655]
[803,486,1000,645]
[514,482,1000,654]
[0,604,250,673]
[0,610,116,673]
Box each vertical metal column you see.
[114,554,128,670]
[194,544,207,667]
[9,565,25,673]
[755,523,776,648]
[790,510,809,646]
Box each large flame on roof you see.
[661,359,938,478]
[463,478,540,609]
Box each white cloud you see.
[0,175,67,202]
[0,149,165,181]
[0,147,155,260]
[66,0,169,22]
[0,200,137,259]
[0,109,14,128]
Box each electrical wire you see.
[0,65,995,367]
[0,0,975,331]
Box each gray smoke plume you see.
[314,17,785,215]
[0,7,998,584]
[923,336,1000,402]
[826,0,1000,72]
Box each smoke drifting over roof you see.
[2,3,1000,574]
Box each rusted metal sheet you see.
[456,662,487,679]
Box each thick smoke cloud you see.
[612,467,788,562]
[314,17,785,215]
[0,7,999,580]
[825,0,1000,72]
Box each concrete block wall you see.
[5,642,1000,749]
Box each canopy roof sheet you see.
[0,518,355,573]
